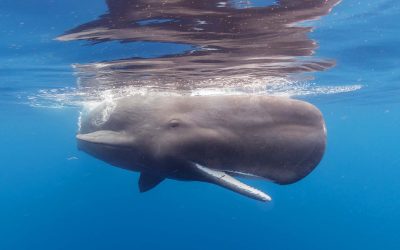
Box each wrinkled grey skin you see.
[77,95,326,199]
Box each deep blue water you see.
[1,1,400,249]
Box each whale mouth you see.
[190,162,272,202]
[76,130,134,147]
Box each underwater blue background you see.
[1,0,400,249]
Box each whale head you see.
[76,96,233,175]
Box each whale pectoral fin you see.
[190,162,272,202]
[138,173,165,193]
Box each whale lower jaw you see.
[190,163,272,202]
[138,162,272,202]
[77,130,271,202]
[77,130,134,147]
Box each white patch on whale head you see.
[78,90,118,129]
[92,94,117,127]
[77,111,82,131]
[93,101,116,127]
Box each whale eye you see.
[168,119,181,128]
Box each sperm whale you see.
[77,95,326,202]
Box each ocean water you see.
[1,1,400,249]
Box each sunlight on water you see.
[10,0,363,109]
[27,79,362,108]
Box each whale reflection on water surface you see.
[58,0,340,92]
